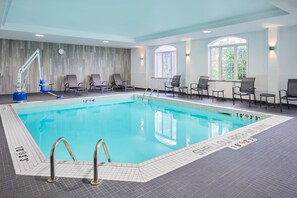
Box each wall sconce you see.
[269,46,275,51]
[140,57,144,61]
[186,53,190,57]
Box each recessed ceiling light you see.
[203,30,212,33]
[102,40,109,43]
[35,34,44,37]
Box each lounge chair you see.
[90,74,113,93]
[112,73,135,91]
[232,77,256,107]
[164,75,181,96]
[279,79,297,112]
[64,74,88,95]
[190,76,209,99]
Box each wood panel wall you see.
[0,39,131,94]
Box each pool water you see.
[17,98,256,164]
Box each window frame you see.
[154,46,177,78]
[208,38,248,81]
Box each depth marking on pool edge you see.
[15,146,29,162]
[192,123,270,155]
[228,138,257,150]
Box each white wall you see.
[131,26,297,102]
[278,26,297,88]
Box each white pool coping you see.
[0,93,292,183]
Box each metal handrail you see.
[142,88,149,101]
[47,137,76,183]
[91,139,111,185]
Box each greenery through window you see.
[154,45,176,78]
[208,37,247,80]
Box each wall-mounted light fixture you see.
[269,46,275,51]
[140,57,144,61]
[186,53,190,57]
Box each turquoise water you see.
[17,99,255,164]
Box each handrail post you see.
[47,137,76,183]
[91,139,111,185]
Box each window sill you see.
[209,79,241,83]
[151,77,170,79]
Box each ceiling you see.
[0,0,297,48]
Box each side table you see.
[260,93,276,109]
[212,89,224,102]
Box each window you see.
[154,45,176,78]
[208,37,247,80]
[154,111,176,146]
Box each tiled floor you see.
[1,91,297,198]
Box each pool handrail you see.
[91,139,111,185]
[47,137,76,183]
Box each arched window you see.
[208,37,248,80]
[154,45,176,78]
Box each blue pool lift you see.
[12,49,62,102]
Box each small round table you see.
[260,93,276,109]
[212,89,224,102]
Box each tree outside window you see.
[208,37,247,80]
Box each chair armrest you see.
[190,83,198,89]
[78,82,83,86]
[279,89,287,97]
[164,81,171,86]
[64,82,69,88]
[232,86,240,93]
[102,81,108,85]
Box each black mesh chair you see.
[232,77,256,107]
[64,74,88,95]
[279,79,297,112]
[190,76,209,99]
[164,75,181,96]
[90,74,113,93]
[112,73,135,91]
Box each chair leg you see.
[279,95,283,112]
[253,93,256,105]
[240,95,243,103]
[249,94,251,107]
[232,94,235,105]
[287,98,290,109]
[207,89,209,98]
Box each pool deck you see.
[1,90,297,198]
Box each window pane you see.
[155,53,163,77]
[222,47,234,80]
[209,37,247,46]
[154,46,176,78]
[237,45,247,80]
[210,48,219,80]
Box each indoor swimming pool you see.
[1,94,288,182]
[16,96,256,163]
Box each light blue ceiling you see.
[0,0,289,43]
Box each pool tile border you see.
[0,94,292,183]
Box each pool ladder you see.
[47,137,111,186]
[142,88,159,102]
[47,137,76,183]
